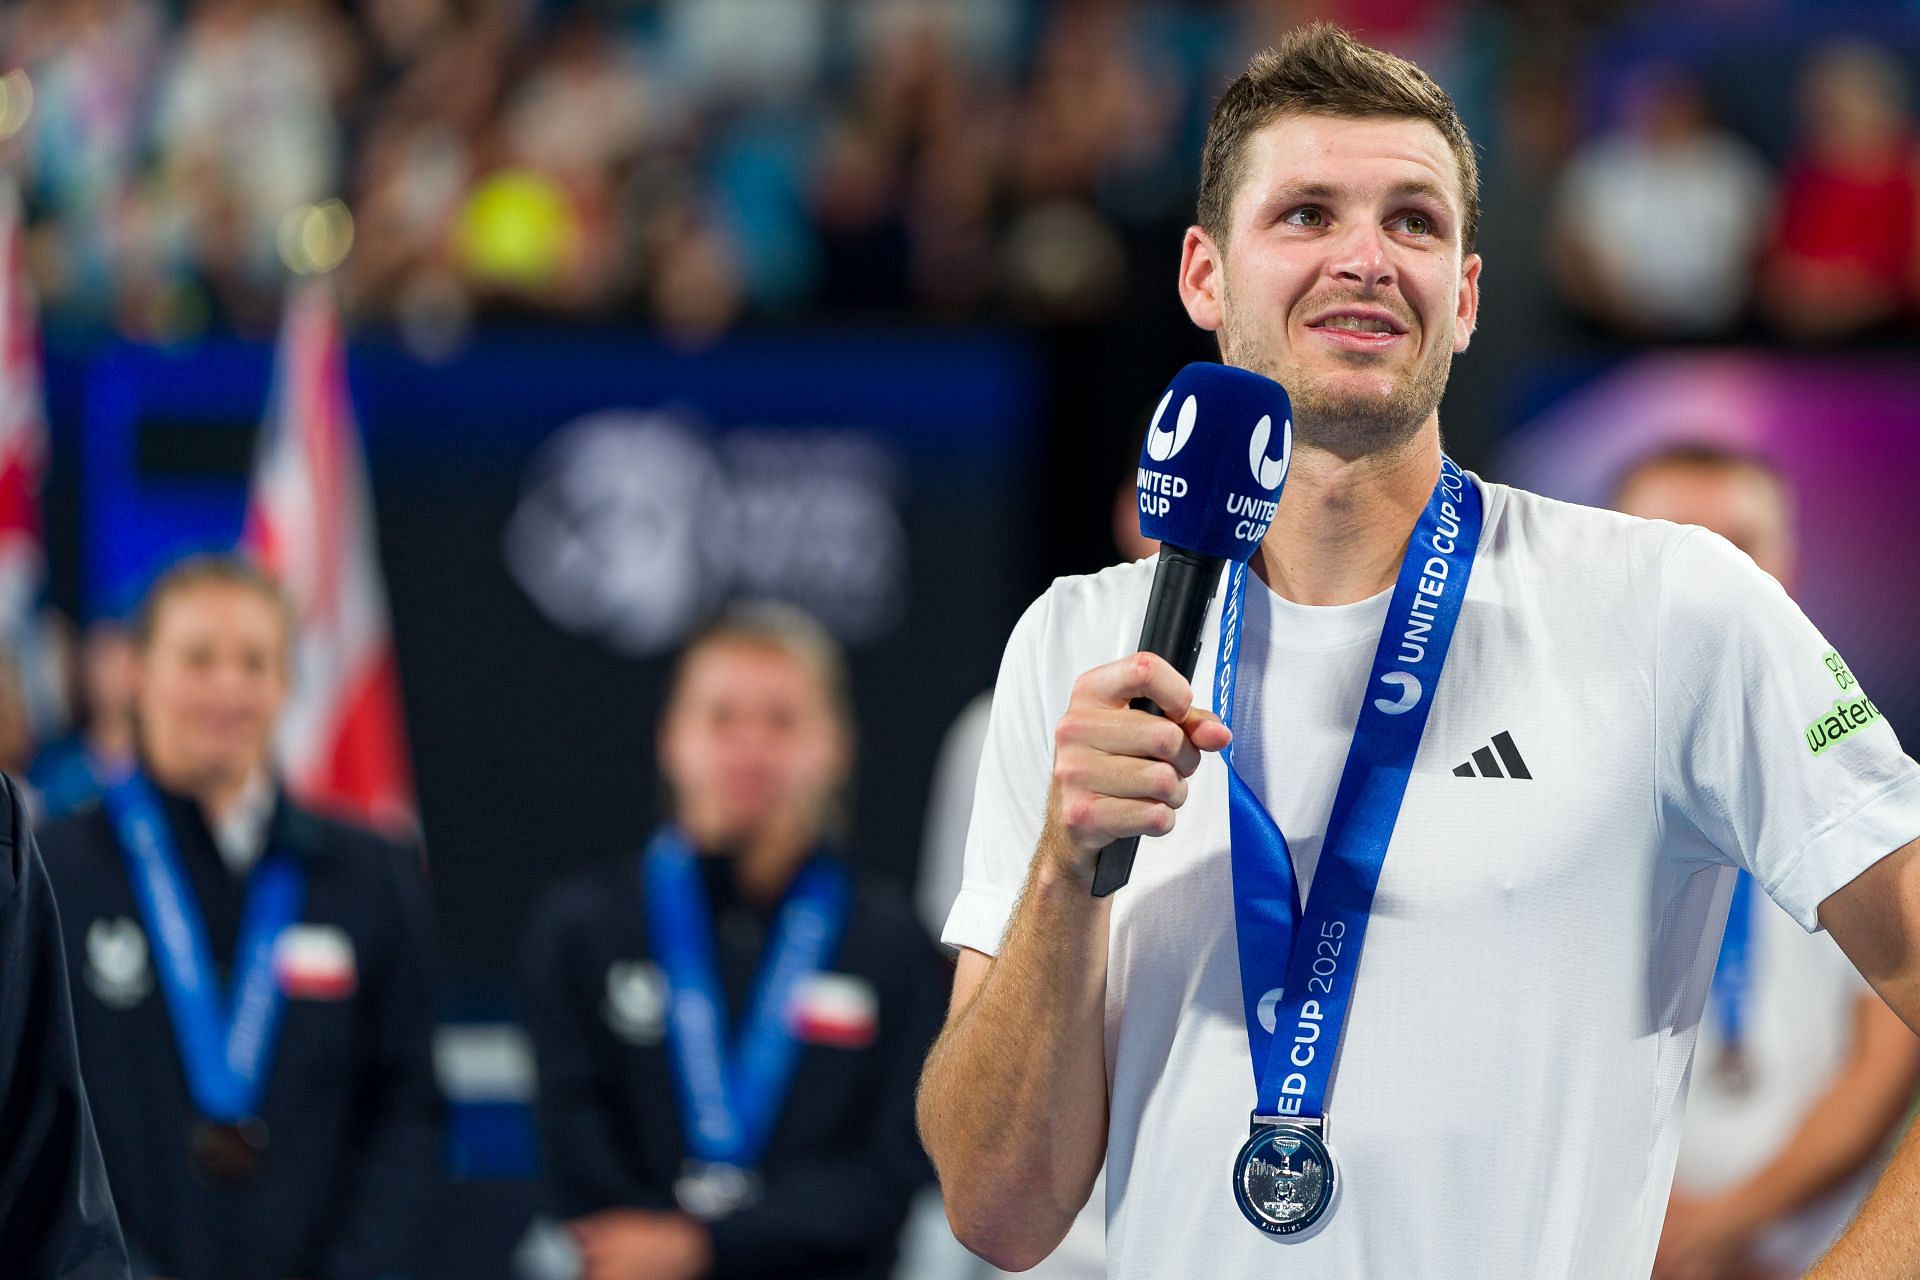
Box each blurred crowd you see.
[2,0,1916,352]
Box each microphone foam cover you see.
[1135,363,1293,562]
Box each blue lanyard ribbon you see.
[102,773,305,1121]
[1220,458,1482,1120]
[1710,870,1754,1049]
[642,828,853,1168]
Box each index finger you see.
[1074,651,1197,719]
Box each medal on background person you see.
[642,826,853,1222]
[102,772,306,1184]
[1708,870,1757,1096]
[1220,458,1483,1236]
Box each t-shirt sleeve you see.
[940,590,1059,957]
[1655,527,1920,930]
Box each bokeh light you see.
[277,199,355,276]
[0,69,32,141]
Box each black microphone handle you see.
[1090,547,1227,897]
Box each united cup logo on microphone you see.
[1145,390,1198,461]
[1136,364,1293,562]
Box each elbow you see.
[945,1201,1061,1274]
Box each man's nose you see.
[1328,222,1394,291]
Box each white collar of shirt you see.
[211,771,276,877]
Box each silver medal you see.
[1233,1120,1337,1235]
[674,1160,762,1221]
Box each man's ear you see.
[1179,226,1225,333]
[1453,252,1482,353]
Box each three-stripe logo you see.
[1453,731,1532,779]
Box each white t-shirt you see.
[943,479,1920,1279]
[1676,892,1875,1274]
[1554,132,1772,333]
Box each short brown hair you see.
[664,601,856,833]
[134,555,294,652]
[1198,23,1481,252]
[1610,442,1789,508]
[668,602,854,739]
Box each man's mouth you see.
[1314,315,1401,333]
[1305,307,1410,348]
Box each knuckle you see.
[1148,805,1177,836]
[1054,711,1086,748]
[1164,676,1193,713]
[1065,794,1099,830]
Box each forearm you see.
[1715,1050,1916,1237]
[1807,1113,1920,1278]
[916,836,1110,1271]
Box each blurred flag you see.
[243,280,417,834]
[0,175,62,738]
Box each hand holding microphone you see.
[1050,363,1294,896]
[1043,651,1231,885]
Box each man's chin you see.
[1287,386,1435,455]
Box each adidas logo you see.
[1452,731,1532,779]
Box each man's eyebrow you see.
[1262,181,1343,204]
[1259,178,1454,210]
[1388,180,1452,208]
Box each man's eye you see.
[1283,207,1326,228]
[1394,213,1433,236]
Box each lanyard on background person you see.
[1218,457,1482,1236]
[103,772,305,1180]
[641,826,852,1221]
[1708,869,1756,1091]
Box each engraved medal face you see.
[1233,1123,1336,1235]
[674,1161,762,1222]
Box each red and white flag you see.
[788,972,879,1050]
[243,280,416,834]
[0,176,58,735]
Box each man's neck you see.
[1253,422,1443,606]
[688,817,817,906]
[148,758,267,827]
[88,718,136,771]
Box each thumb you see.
[1183,705,1232,752]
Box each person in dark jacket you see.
[40,555,440,1280]
[523,603,945,1280]
[0,769,131,1279]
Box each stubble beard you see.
[1218,283,1456,462]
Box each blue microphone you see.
[1092,362,1293,897]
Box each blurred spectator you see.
[454,14,650,314]
[31,619,138,819]
[658,0,828,105]
[12,0,164,317]
[40,555,441,1280]
[523,603,944,1280]
[149,0,352,328]
[1614,446,1920,1280]
[4,0,1918,351]
[1761,40,1920,341]
[1552,66,1772,337]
